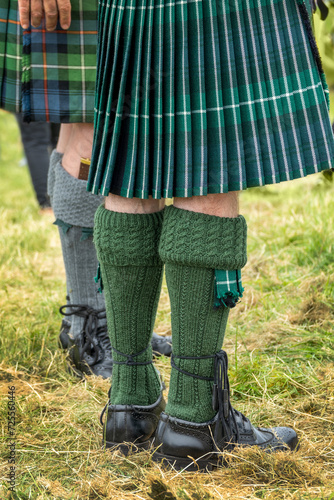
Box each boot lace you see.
[59,305,110,366]
[99,345,154,425]
[171,349,251,448]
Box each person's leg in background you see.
[48,123,172,379]
[16,114,54,210]
[48,122,113,378]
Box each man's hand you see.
[18,0,71,31]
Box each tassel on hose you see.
[53,218,72,234]
[214,269,244,309]
[81,227,94,241]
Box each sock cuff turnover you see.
[94,205,164,267]
[159,205,247,270]
[50,157,103,227]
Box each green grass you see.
[0,109,334,499]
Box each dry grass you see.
[0,110,334,499]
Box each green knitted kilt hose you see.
[87,0,334,199]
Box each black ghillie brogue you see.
[58,305,113,379]
[153,350,299,471]
[100,346,166,455]
[59,306,173,378]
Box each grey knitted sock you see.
[47,149,63,202]
[49,153,103,227]
[48,152,105,338]
[48,150,73,325]
[57,226,107,337]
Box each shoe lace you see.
[99,345,153,426]
[171,349,249,447]
[59,305,109,366]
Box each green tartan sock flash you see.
[214,269,244,309]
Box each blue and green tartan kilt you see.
[87,0,334,199]
[0,0,98,123]
[0,1,22,113]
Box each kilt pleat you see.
[88,0,334,199]
[274,0,303,180]
[136,0,154,197]
[0,1,21,113]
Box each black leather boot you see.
[100,346,166,455]
[58,305,113,379]
[153,350,299,471]
[59,306,173,379]
[151,332,172,357]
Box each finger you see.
[30,0,44,27]
[57,0,71,30]
[43,0,59,31]
[18,0,31,29]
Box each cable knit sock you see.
[159,205,247,423]
[47,153,105,337]
[94,206,164,406]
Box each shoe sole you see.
[103,439,152,456]
[152,440,299,472]
[152,451,219,472]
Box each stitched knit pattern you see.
[159,207,247,423]
[56,225,106,339]
[94,206,163,405]
[159,206,247,270]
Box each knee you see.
[105,195,165,214]
[174,192,239,218]
[61,123,94,179]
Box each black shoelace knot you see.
[59,304,109,366]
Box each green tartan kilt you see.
[88,0,334,199]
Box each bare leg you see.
[60,123,94,178]
[174,192,239,217]
[56,124,74,154]
[105,193,165,214]
[48,122,111,377]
